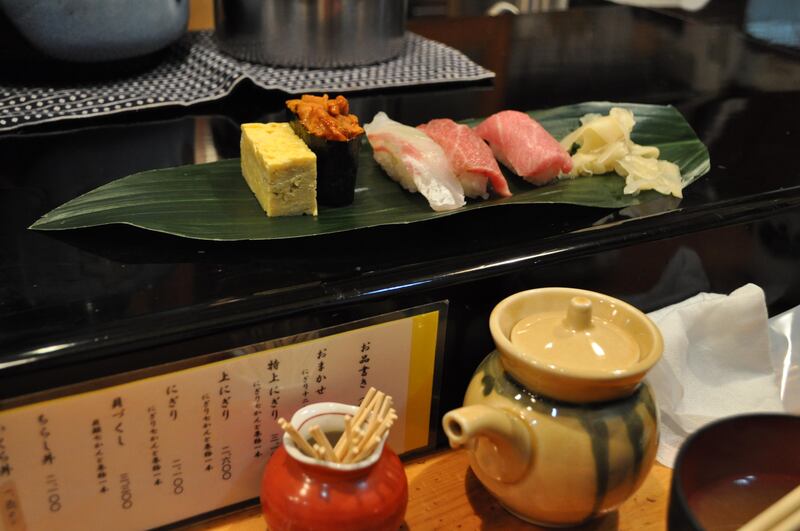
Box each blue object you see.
[746,0,800,49]
[0,0,189,62]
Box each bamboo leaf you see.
[31,102,710,241]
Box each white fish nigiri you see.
[364,112,465,212]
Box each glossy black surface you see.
[2,3,800,404]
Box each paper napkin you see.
[645,283,786,467]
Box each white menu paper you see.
[0,308,442,531]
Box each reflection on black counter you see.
[0,119,195,349]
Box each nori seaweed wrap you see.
[286,95,364,207]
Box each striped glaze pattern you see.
[463,352,658,526]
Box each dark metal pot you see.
[214,0,408,68]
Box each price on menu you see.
[0,306,443,530]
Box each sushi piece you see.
[286,94,364,207]
[474,110,573,185]
[417,118,511,198]
[240,123,317,217]
[364,112,465,212]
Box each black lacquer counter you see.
[2,3,800,420]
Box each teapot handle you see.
[443,405,532,484]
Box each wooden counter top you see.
[191,450,672,530]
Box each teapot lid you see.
[490,288,663,403]
[509,296,641,375]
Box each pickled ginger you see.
[560,107,684,198]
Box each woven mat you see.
[0,31,494,132]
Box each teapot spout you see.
[443,405,532,484]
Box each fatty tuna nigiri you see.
[417,118,512,198]
[475,110,572,185]
[364,112,465,212]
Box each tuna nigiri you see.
[475,110,572,185]
[417,118,512,198]
[364,112,465,212]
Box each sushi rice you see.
[365,112,465,212]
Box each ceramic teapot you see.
[443,288,663,526]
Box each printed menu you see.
[0,308,442,530]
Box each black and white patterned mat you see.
[0,31,494,132]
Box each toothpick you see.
[358,409,396,455]
[290,390,397,466]
[366,397,388,432]
[349,388,377,430]
[310,425,338,462]
[354,391,384,431]
[372,413,396,443]
[342,446,360,464]
[333,414,352,456]
[334,416,353,461]
[350,426,365,449]
[377,396,393,421]
[278,418,317,458]
[353,415,395,462]
[367,392,385,424]
[312,443,325,461]
[354,435,382,462]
